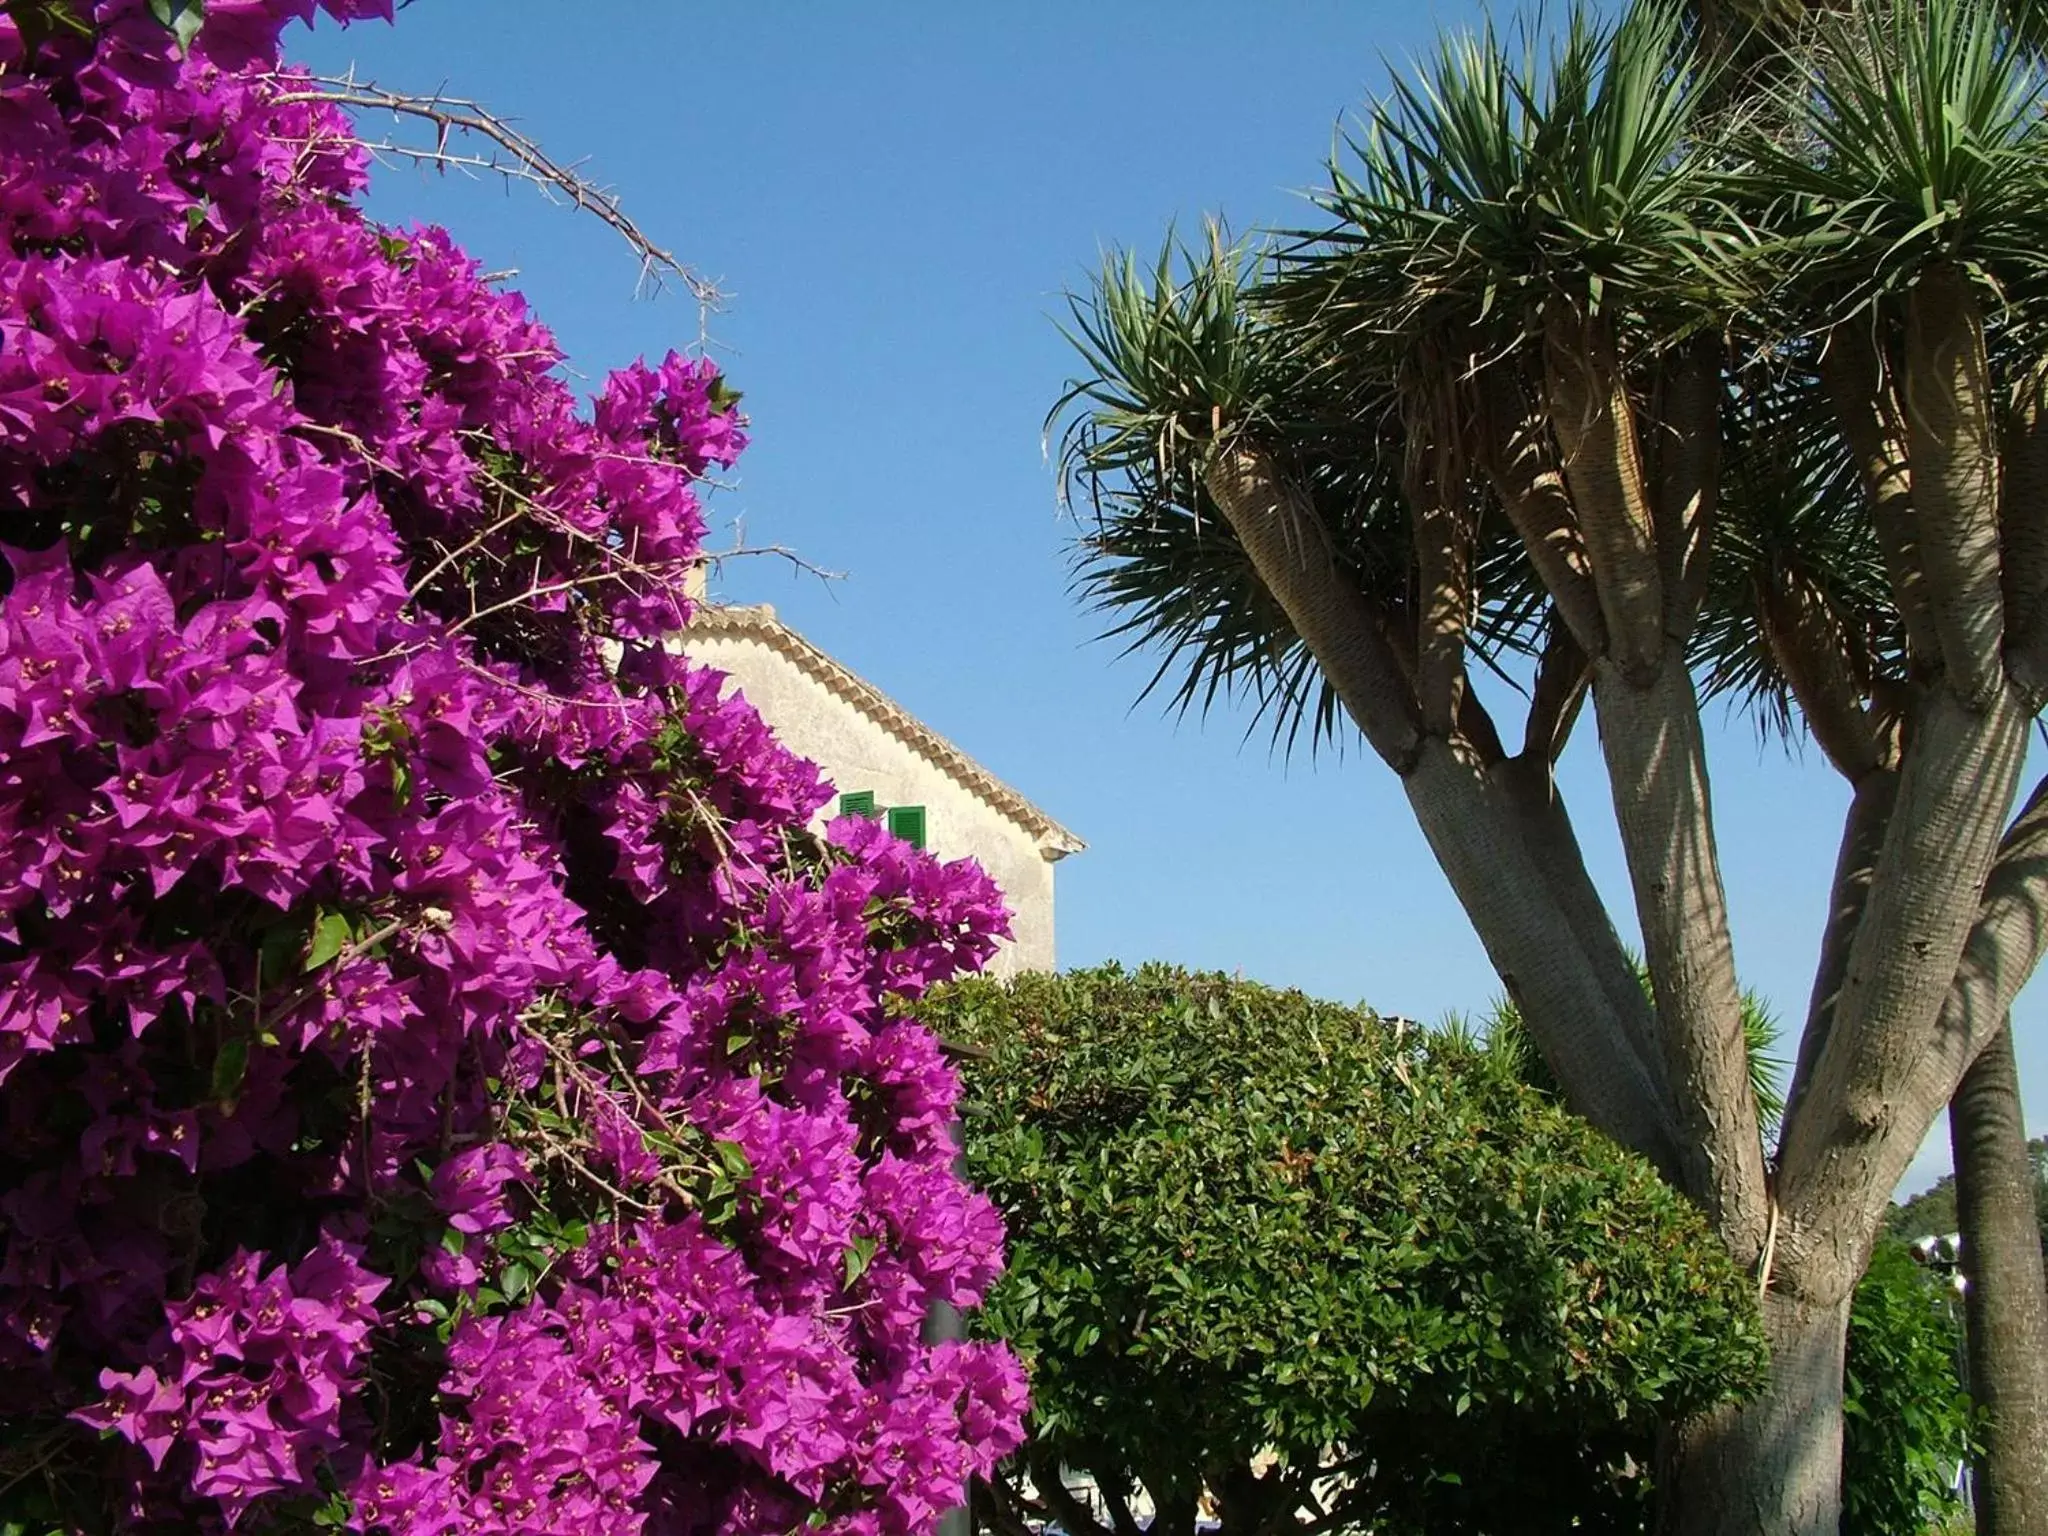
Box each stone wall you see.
[682,624,1061,976]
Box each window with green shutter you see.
[886,805,927,850]
[838,790,879,819]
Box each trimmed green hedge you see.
[933,964,1767,1535]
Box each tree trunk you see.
[1402,735,1683,1177]
[1589,647,1769,1255]
[1951,1020,2048,1536]
[1656,1289,1854,1536]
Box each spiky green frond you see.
[1278,0,1730,378]
[1054,231,1555,752]
[1050,228,1307,509]
[1742,0,2048,312]
[1483,966,1789,1137]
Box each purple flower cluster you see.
[81,1234,389,1523]
[0,5,1026,1533]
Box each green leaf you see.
[211,1036,250,1105]
[712,1139,753,1182]
[147,0,205,52]
[843,1234,879,1288]
[305,909,353,971]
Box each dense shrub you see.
[932,964,1767,1536]
[0,5,1023,1533]
[1841,1243,1975,1536]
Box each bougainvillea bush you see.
[0,4,1025,1532]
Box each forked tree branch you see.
[1523,617,1589,764]
[1758,572,1886,782]
[1998,364,2048,690]
[1783,767,1898,1134]
[1205,446,1424,772]
[1026,1453,1115,1536]
[1787,772,2048,1286]
[1778,685,2031,1276]
[1405,456,1474,739]
[1204,444,1679,1168]
[1588,648,1768,1253]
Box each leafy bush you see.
[1841,1243,1975,1536]
[932,964,1767,1536]
[0,5,1022,1533]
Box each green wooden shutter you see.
[838,790,878,819]
[886,805,927,850]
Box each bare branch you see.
[265,70,720,310]
[1783,768,1898,1135]
[1820,316,1940,669]
[1204,446,1424,772]
[1523,617,1589,764]
[1757,571,1885,782]
[1404,455,1474,740]
[1206,447,1677,1172]
[701,520,847,588]
[1999,362,2048,686]
[1026,1452,1116,1536]
[974,1477,1042,1536]
[1477,368,1610,657]
[1456,681,1509,767]
[1590,651,1769,1254]
[1779,685,2031,1275]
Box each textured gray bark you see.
[1779,684,2030,1272]
[1915,776,2048,1119]
[1951,1021,2048,1536]
[1903,266,2006,707]
[1544,313,1666,676]
[1494,751,1672,1112]
[1656,1290,1852,1536]
[1404,737,1682,1174]
[1822,319,1941,667]
[1590,650,1767,1252]
[1785,770,1898,1133]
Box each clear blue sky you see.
[291,0,2043,1197]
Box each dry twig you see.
[265,69,720,311]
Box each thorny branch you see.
[266,69,721,312]
[702,537,847,588]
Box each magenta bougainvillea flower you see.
[0,4,1026,1533]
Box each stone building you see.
[680,602,1083,976]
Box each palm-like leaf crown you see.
[1055,0,2048,760]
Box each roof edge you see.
[683,604,1086,858]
